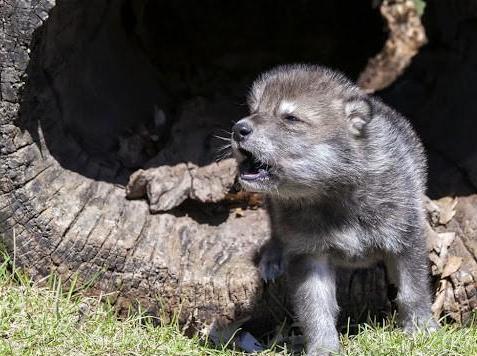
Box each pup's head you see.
[231,64,372,199]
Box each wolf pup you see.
[231,64,438,355]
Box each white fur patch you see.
[333,228,363,254]
[304,257,338,315]
[307,143,338,174]
[278,100,297,114]
[287,143,339,185]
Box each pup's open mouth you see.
[238,149,271,181]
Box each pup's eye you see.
[284,115,300,122]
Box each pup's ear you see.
[344,98,372,137]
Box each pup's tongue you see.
[239,156,269,181]
[241,168,269,181]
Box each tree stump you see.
[1,0,475,338]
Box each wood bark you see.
[0,0,475,339]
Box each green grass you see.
[341,319,477,356]
[0,254,475,356]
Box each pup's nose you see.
[232,121,253,141]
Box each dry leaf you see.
[437,232,456,257]
[425,196,441,227]
[441,256,463,278]
[432,280,446,318]
[435,197,458,225]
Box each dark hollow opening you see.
[19,0,385,185]
[379,1,477,198]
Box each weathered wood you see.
[126,159,237,212]
[358,0,427,92]
[0,0,476,339]
[0,0,293,334]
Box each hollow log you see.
[0,0,475,337]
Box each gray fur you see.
[231,64,438,355]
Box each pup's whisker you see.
[213,135,231,142]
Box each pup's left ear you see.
[344,98,372,137]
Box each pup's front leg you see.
[385,248,439,333]
[288,255,339,356]
[258,238,285,282]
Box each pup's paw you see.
[258,249,284,283]
[403,318,440,334]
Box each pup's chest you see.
[277,210,370,257]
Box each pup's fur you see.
[231,65,437,355]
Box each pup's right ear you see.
[344,98,372,137]
[248,75,267,112]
